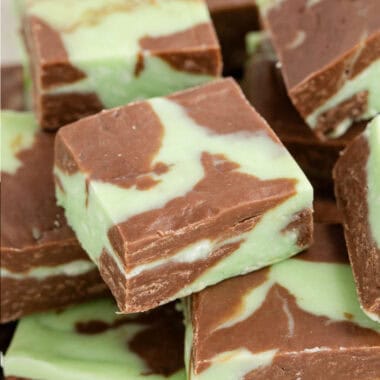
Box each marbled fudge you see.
[4,299,185,380]
[334,116,380,322]
[258,0,380,139]
[19,0,221,129]
[242,32,365,195]
[54,78,313,313]
[1,111,106,322]
[184,224,380,379]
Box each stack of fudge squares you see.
[1,1,379,379]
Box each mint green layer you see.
[4,298,185,380]
[55,94,313,307]
[21,0,218,107]
[366,115,380,248]
[184,254,380,380]
[1,111,37,174]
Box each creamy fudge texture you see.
[3,299,186,380]
[258,0,380,139]
[242,32,365,195]
[0,111,107,323]
[206,0,260,75]
[19,0,221,130]
[184,224,380,380]
[54,78,313,314]
[334,116,380,322]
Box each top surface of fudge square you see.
[1,112,76,254]
[259,0,380,138]
[4,298,185,380]
[186,223,380,379]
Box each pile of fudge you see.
[1,0,379,379]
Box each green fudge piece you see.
[3,298,185,380]
[54,78,313,314]
[334,115,380,322]
[184,223,380,380]
[19,0,221,129]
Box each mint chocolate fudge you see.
[19,0,221,130]
[3,299,185,380]
[54,78,313,314]
[1,111,107,323]
[184,224,380,379]
[334,116,380,322]
[258,0,380,139]
[1,66,25,111]
[242,32,365,195]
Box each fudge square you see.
[206,0,260,74]
[1,111,107,323]
[334,116,380,322]
[259,0,380,139]
[54,78,314,314]
[4,299,185,380]
[242,32,365,196]
[20,0,221,130]
[184,224,380,380]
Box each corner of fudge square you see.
[54,78,314,313]
[259,0,380,140]
[20,0,222,130]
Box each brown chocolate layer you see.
[22,15,104,130]
[24,16,86,89]
[139,23,221,76]
[206,0,260,75]
[1,124,85,270]
[242,39,364,195]
[246,349,380,380]
[334,134,380,318]
[190,224,379,375]
[313,197,342,224]
[297,224,348,264]
[100,209,311,313]
[1,66,25,111]
[0,269,107,323]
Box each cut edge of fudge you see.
[258,0,380,140]
[334,115,380,322]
